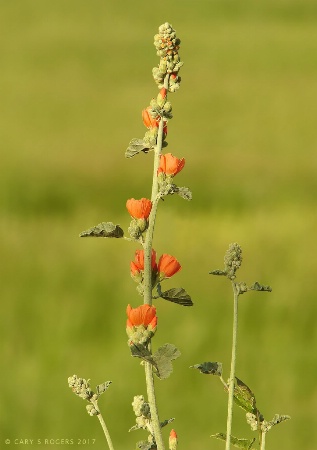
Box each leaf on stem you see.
[79,222,124,238]
[171,185,193,201]
[249,281,272,292]
[233,377,258,415]
[136,441,155,450]
[160,417,175,428]
[152,343,181,380]
[159,287,193,306]
[209,269,227,276]
[96,381,112,396]
[211,433,256,450]
[190,361,223,376]
[125,138,151,158]
[262,414,291,433]
[130,343,158,369]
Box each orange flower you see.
[158,153,185,176]
[130,249,157,275]
[158,254,181,278]
[142,107,159,129]
[126,304,157,330]
[126,198,152,219]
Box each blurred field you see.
[1,1,317,449]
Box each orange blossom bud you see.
[158,153,185,176]
[169,429,178,450]
[158,254,181,278]
[126,304,157,329]
[142,107,159,129]
[126,198,152,219]
[131,249,157,273]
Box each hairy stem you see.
[225,282,239,450]
[260,431,266,450]
[90,399,115,450]
[142,77,169,450]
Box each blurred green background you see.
[1,1,317,449]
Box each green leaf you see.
[152,343,181,380]
[249,281,272,292]
[170,185,192,201]
[233,377,257,414]
[96,381,112,396]
[211,433,256,450]
[190,361,223,376]
[159,287,193,306]
[130,343,157,369]
[125,138,151,158]
[160,417,175,428]
[209,269,227,276]
[262,414,291,433]
[80,222,124,238]
[135,441,155,450]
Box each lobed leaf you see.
[152,343,181,380]
[130,343,158,371]
[159,287,193,306]
[190,361,223,376]
[125,138,151,158]
[80,222,124,238]
[211,433,256,450]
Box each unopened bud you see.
[169,429,178,450]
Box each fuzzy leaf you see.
[190,361,223,376]
[125,138,151,158]
[234,377,257,414]
[249,281,272,292]
[174,186,193,201]
[160,417,175,428]
[130,343,158,370]
[80,222,124,238]
[209,269,227,276]
[159,287,193,306]
[211,434,256,450]
[135,441,155,450]
[153,343,181,380]
[96,381,112,396]
[262,414,291,433]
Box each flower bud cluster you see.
[68,375,93,400]
[132,395,153,434]
[86,404,99,416]
[224,243,243,280]
[153,23,183,92]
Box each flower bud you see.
[142,107,159,129]
[169,429,178,450]
[126,198,152,219]
[158,254,181,279]
[158,153,185,177]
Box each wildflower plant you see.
[69,22,290,450]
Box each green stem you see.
[260,431,266,450]
[142,76,169,450]
[143,106,165,306]
[145,361,165,450]
[91,399,115,450]
[225,282,239,450]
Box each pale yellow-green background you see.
[1,1,317,449]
